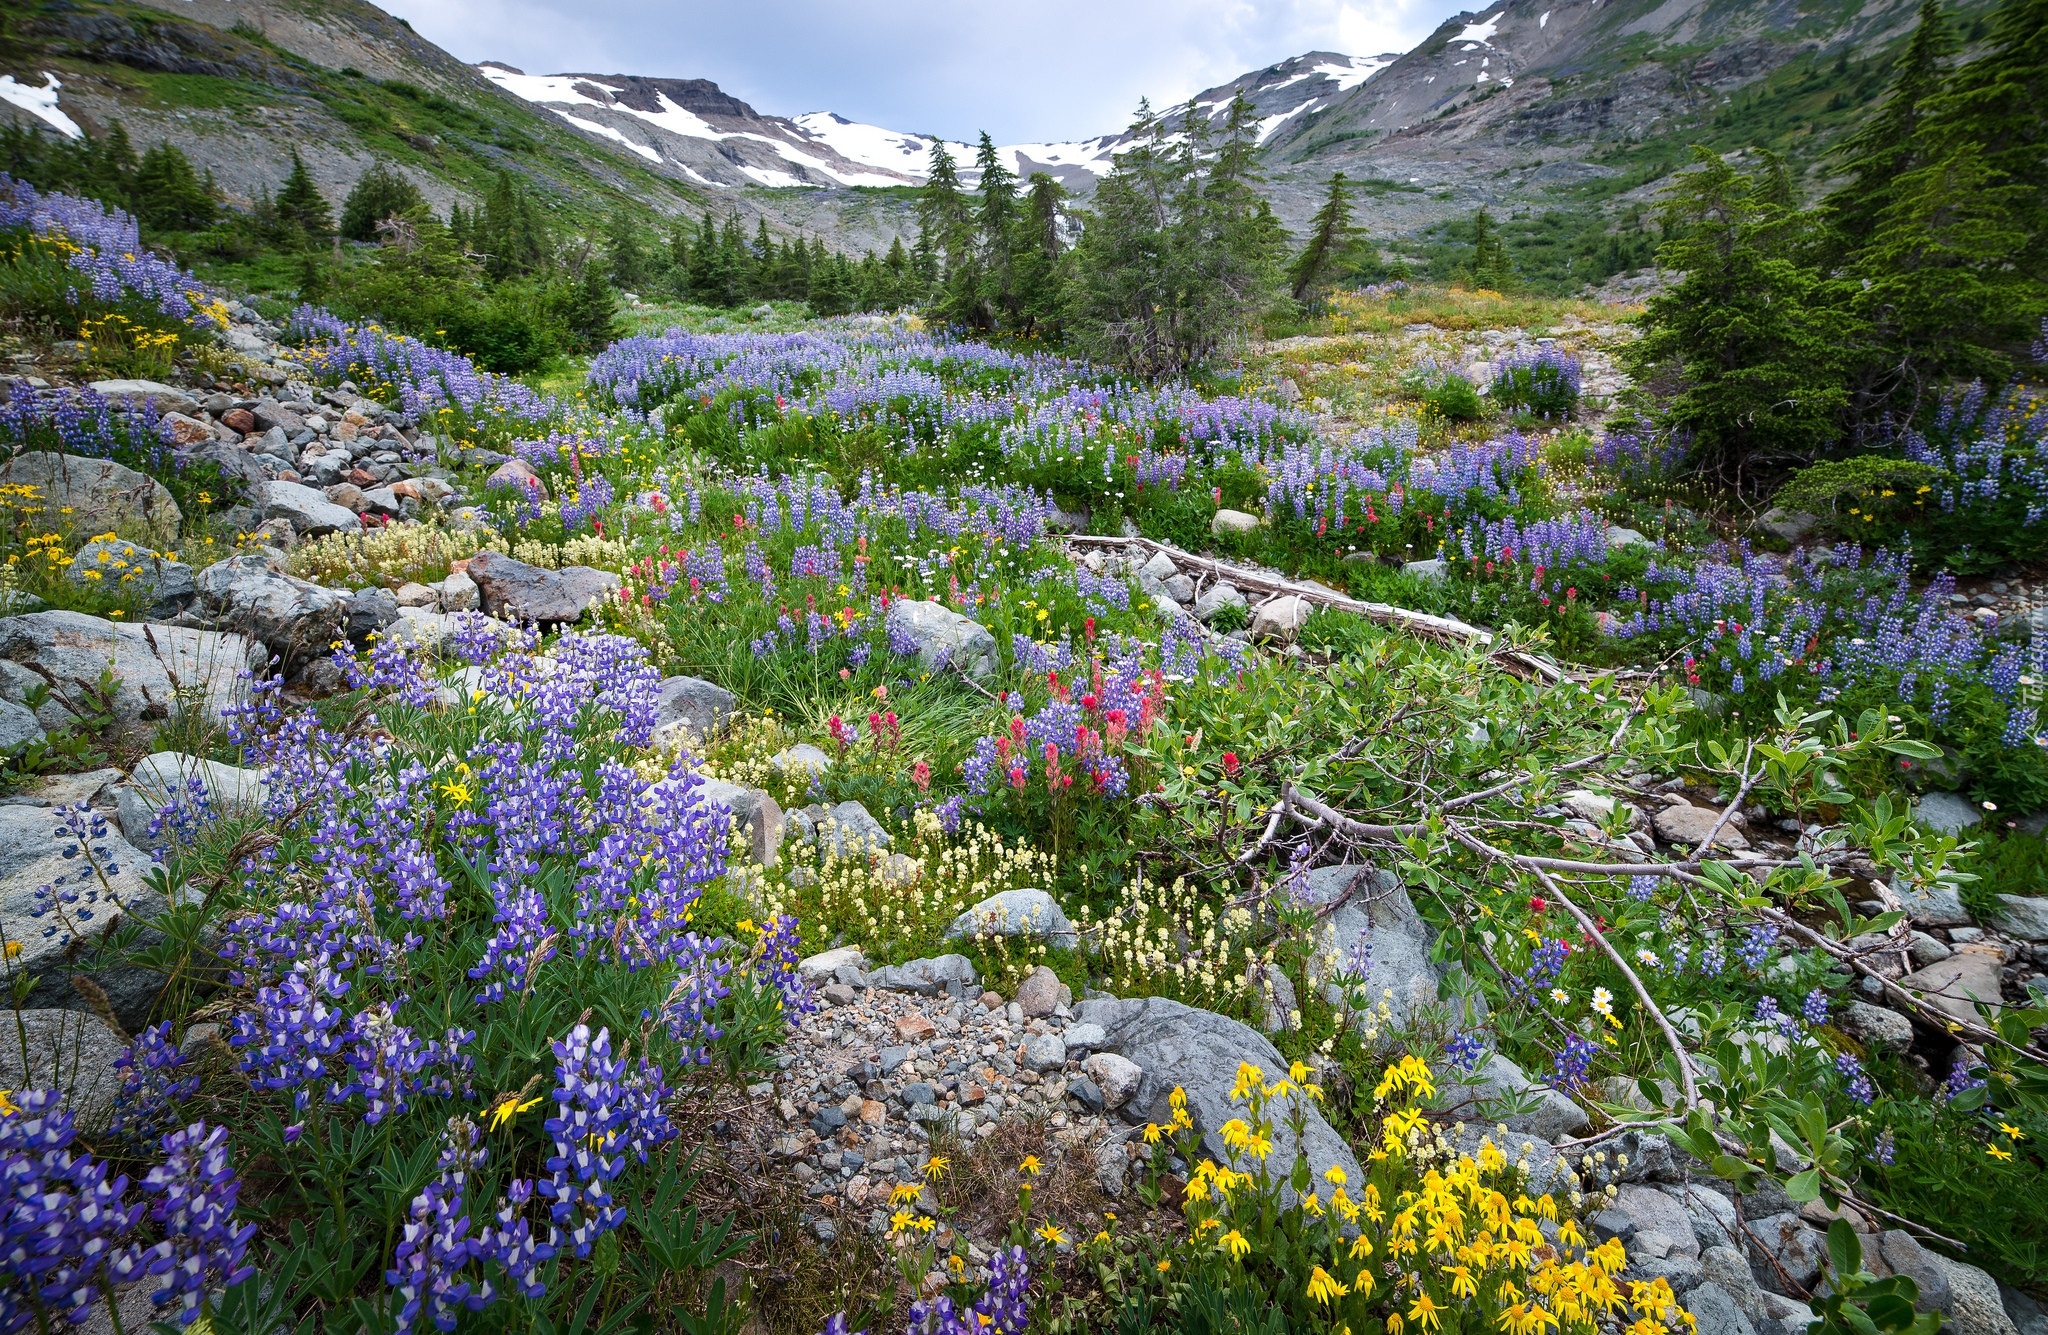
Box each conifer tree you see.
[917,141,975,320]
[93,123,139,209]
[1012,172,1068,334]
[1623,149,1862,484]
[1466,209,1512,290]
[275,149,334,244]
[132,142,216,232]
[1289,172,1356,304]
[339,162,427,242]
[601,206,655,293]
[973,132,1018,327]
[1820,0,1954,259]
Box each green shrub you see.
[1400,361,1484,421]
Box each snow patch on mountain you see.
[0,72,83,140]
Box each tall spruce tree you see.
[1012,172,1068,335]
[275,149,334,244]
[917,141,975,321]
[1289,172,1357,304]
[132,142,215,232]
[972,132,1018,328]
[339,162,427,242]
[474,172,551,280]
[1623,149,1862,485]
[1467,209,1512,290]
[1819,0,1954,260]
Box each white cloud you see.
[386,0,1449,143]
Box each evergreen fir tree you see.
[1623,148,1863,484]
[1011,172,1068,335]
[474,171,551,280]
[1466,209,1512,290]
[973,132,1018,328]
[917,141,975,321]
[340,162,427,242]
[1820,0,1954,259]
[91,122,139,209]
[601,206,656,293]
[662,218,694,299]
[131,142,216,232]
[810,252,858,316]
[275,149,334,244]
[1289,172,1356,304]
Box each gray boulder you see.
[1898,944,2005,1021]
[1992,894,2048,942]
[465,550,620,625]
[1838,1000,1915,1053]
[0,1009,129,1132]
[177,438,267,495]
[1449,1123,1575,1197]
[789,800,891,857]
[1020,1031,1067,1072]
[1915,791,1982,836]
[193,554,350,672]
[945,888,1077,950]
[1211,509,1260,536]
[380,606,512,660]
[1073,994,1362,1204]
[887,599,997,679]
[1745,1212,1828,1293]
[259,479,361,537]
[694,775,783,867]
[1249,595,1313,644]
[0,697,47,753]
[1700,1246,1774,1324]
[1900,883,1972,928]
[0,611,261,740]
[88,378,196,417]
[770,743,832,781]
[64,536,195,619]
[870,954,979,996]
[1607,526,1652,549]
[0,804,173,1029]
[114,750,268,849]
[1437,1052,1591,1140]
[1866,1230,1953,1314]
[1687,1282,1759,1335]
[1758,507,1820,544]
[1084,1052,1144,1109]
[1,452,181,542]
[345,586,400,647]
[1403,558,1449,582]
[1193,582,1248,623]
[1614,1183,1701,1260]
[654,675,737,745]
[1289,864,1442,1029]
[1925,1254,2019,1335]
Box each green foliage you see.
[274,148,334,244]
[1465,208,1513,290]
[1804,1221,1944,1335]
[1288,173,1357,305]
[1065,96,1289,376]
[1400,362,1484,422]
[1625,149,1862,481]
[338,160,427,242]
[1772,457,1947,523]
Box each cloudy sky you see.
[380,0,1452,143]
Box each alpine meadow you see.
[4,0,2048,1332]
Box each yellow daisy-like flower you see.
[1987,1144,2013,1161]
[889,1209,915,1233]
[1019,1155,1042,1177]
[1409,1293,1444,1331]
[924,1156,950,1179]
[1998,1122,2026,1141]
[486,1091,542,1130]
[1036,1223,1068,1246]
[1306,1266,1349,1305]
[888,1182,922,1206]
[1221,1229,1250,1260]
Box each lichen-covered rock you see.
[2,451,182,541]
[945,888,1077,950]
[466,550,620,625]
[887,599,997,678]
[65,536,195,619]
[192,553,349,671]
[259,479,360,537]
[0,610,261,741]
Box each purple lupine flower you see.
[538,1024,668,1258]
[386,1120,483,1333]
[1550,1034,1599,1091]
[107,1023,201,1145]
[0,1089,147,1329]
[137,1122,257,1327]
[1444,1030,1487,1074]
[1802,989,1831,1026]
[228,964,352,1112]
[753,913,815,1019]
[1835,1053,1875,1106]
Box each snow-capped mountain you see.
[476,49,1401,194]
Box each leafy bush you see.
[1489,347,1583,420]
[1400,359,1484,422]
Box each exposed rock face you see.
[1211,509,1260,536]
[1249,595,1313,644]
[259,479,361,536]
[0,1009,130,1131]
[945,888,1078,950]
[654,675,736,745]
[1652,802,1750,850]
[887,599,997,678]
[465,550,620,624]
[694,775,783,867]
[1288,864,1442,1028]
[1437,1052,1591,1141]
[870,954,979,996]
[87,379,196,416]
[192,553,350,672]
[0,610,261,740]
[1074,994,1362,1203]
[114,750,268,849]
[0,804,174,1030]
[64,536,196,619]
[1,452,182,542]
[1898,943,2006,1020]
